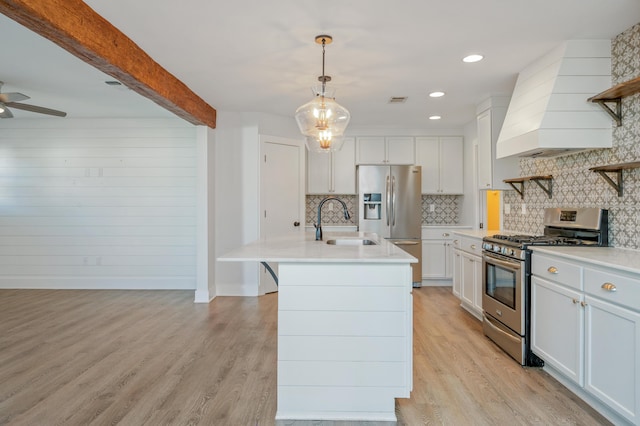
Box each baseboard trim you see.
[0,277,196,290]
[193,289,215,303]
[420,279,453,287]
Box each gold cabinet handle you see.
[581,301,587,307]
[443,233,450,237]
[601,282,617,292]
[547,266,558,274]
[572,298,579,304]
[470,244,476,250]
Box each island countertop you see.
[219,231,417,263]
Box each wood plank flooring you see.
[0,287,610,425]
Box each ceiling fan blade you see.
[5,102,67,117]
[0,104,14,118]
[0,92,30,103]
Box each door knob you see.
[293,221,300,227]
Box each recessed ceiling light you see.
[429,115,441,120]
[463,54,484,63]
[429,91,445,98]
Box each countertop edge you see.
[219,231,418,264]
[530,246,640,275]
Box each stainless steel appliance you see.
[481,207,608,366]
[357,165,422,286]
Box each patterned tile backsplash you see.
[306,194,460,226]
[503,22,640,249]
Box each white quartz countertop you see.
[452,229,499,239]
[219,231,418,263]
[530,246,640,275]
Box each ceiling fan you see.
[0,81,67,118]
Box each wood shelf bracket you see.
[591,99,622,126]
[506,181,525,199]
[532,177,553,199]
[503,175,553,199]
[593,169,623,197]
[588,75,640,127]
[589,162,640,197]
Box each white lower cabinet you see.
[452,249,461,297]
[421,228,458,281]
[452,234,483,320]
[584,295,640,424]
[422,240,448,279]
[531,276,584,385]
[532,251,640,425]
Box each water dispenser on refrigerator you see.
[363,193,382,220]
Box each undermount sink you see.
[326,238,377,246]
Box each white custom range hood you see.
[496,40,613,159]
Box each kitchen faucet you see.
[315,197,351,241]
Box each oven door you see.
[482,252,524,335]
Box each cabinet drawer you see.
[459,236,482,256]
[584,268,640,312]
[422,228,455,240]
[531,253,582,290]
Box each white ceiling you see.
[2,1,640,129]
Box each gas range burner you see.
[486,234,598,249]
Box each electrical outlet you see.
[521,204,527,215]
[504,203,511,214]
[429,204,435,212]
[328,202,334,211]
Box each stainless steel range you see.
[481,207,608,366]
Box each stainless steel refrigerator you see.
[357,165,422,286]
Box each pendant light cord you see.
[321,37,326,95]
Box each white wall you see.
[195,125,216,302]
[213,111,300,296]
[0,118,198,289]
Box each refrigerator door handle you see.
[392,175,397,227]
[386,175,391,226]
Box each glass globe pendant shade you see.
[295,86,351,153]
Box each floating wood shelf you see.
[588,75,640,126]
[503,175,553,199]
[589,161,640,197]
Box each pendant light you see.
[295,35,351,153]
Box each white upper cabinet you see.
[356,136,415,165]
[476,97,520,190]
[307,137,356,194]
[415,136,463,194]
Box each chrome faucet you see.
[315,197,351,241]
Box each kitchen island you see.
[220,231,416,422]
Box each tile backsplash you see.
[306,194,460,226]
[503,22,640,249]
[306,195,358,226]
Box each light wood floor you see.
[0,287,610,425]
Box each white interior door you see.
[260,136,304,294]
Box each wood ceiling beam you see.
[0,0,216,128]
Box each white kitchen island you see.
[220,231,416,422]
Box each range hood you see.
[496,40,613,159]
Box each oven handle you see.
[483,253,521,271]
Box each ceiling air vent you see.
[388,96,407,104]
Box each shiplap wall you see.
[0,119,197,289]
